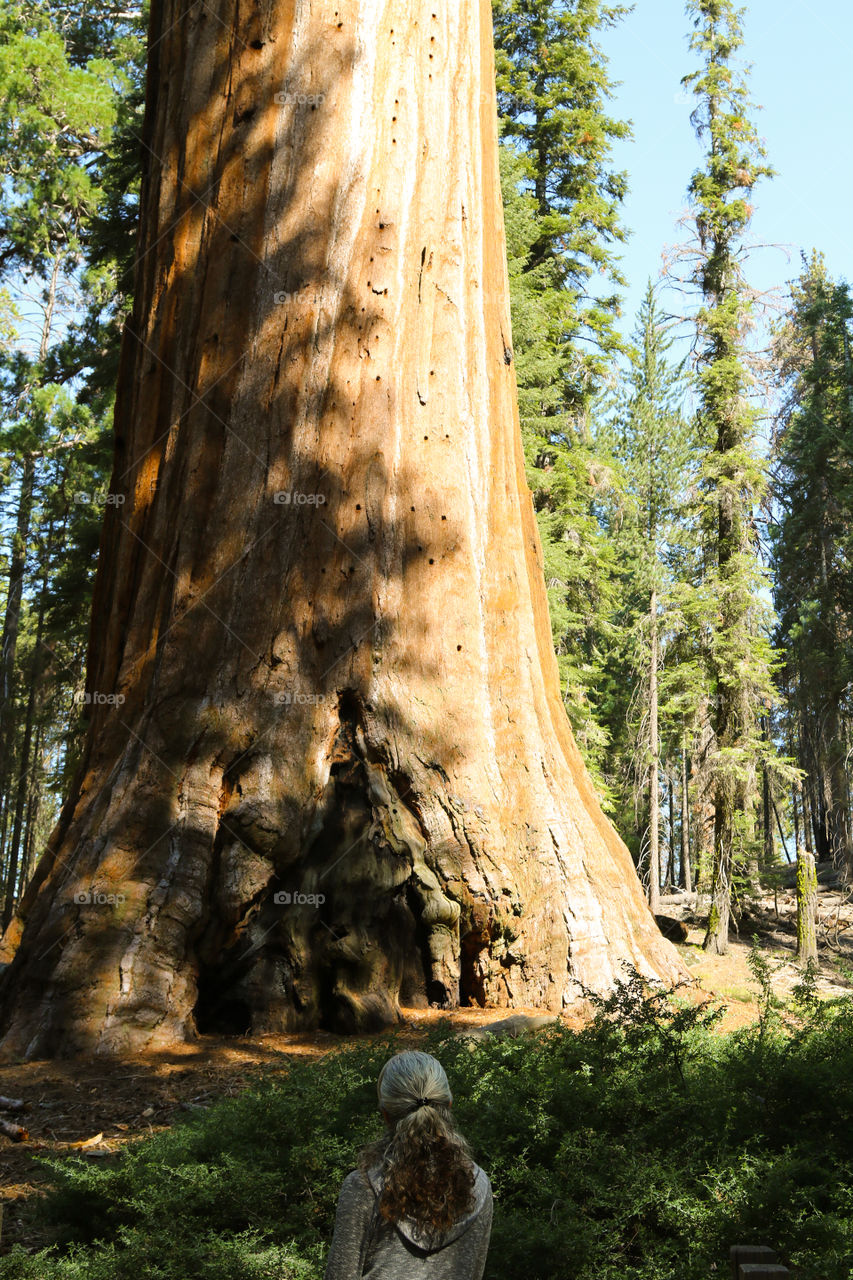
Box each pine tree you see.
[501,143,619,785]
[492,0,630,408]
[772,253,853,880]
[681,0,779,953]
[0,0,142,922]
[596,283,697,901]
[494,0,632,788]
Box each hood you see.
[367,1162,490,1253]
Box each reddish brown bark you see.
[0,0,683,1058]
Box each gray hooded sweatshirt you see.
[324,1162,493,1280]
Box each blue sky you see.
[603,0,853,339]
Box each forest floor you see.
[2,865,851,1256]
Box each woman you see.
[324,1049,493,1279]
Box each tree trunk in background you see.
[0,255,60,902]
[680,745,692,892]
[691,708,715,891]
[2,659,38,930]
[0,452,36,879]
[791,782,801,858]
[823,698,853,881]
[0,0,682,1059]
[648,589,661,913]
[20,725,43,892]
[796,846,818,963]
[665,771,675,890]
[1,520,52,931]
[762,761,775,873]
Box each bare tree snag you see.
[0,0,684,1058]
[796,846,818,964]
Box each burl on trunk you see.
[0,0,683,1058]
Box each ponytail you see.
[359,1051,476,1233]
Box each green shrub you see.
[4,974,852,1280]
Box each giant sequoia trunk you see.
[0,0,682,1058]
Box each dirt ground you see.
[1,875,851,1256]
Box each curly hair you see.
[359,1050,476,1234]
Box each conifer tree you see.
[596,284,697,898]
[492,0,630,409]
[681,0,778,952]
[494,0,631,786]
[500,144,618,785]
[0,0,142,921]
[772,253,853,880]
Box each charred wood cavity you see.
[194,975,252,1036]
[188,692,464,1036]
[309,690,461,1027]
[460,901,492,1007]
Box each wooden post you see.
[796,844,818,963]
[729,1245,778,1278]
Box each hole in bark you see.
[355,503,362,510]
[250,39,263,48]
[193,975,253,1036]
[459,947,487,1008]
[460,905,490,1007]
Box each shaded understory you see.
[1,962,852,1280]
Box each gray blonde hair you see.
[360,1050,476,1231]
[377,1049,453,1119]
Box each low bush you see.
[3,961,852,1279]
